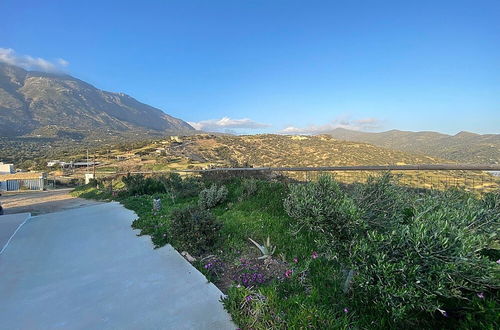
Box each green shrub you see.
[353,173,415,230]
[241,178,258,198]
[122,174,165,195]
[159,173,202,200]
[350,190,500,323]
[283,175,359,248]
[170,205,222,255]
[198,184,228,209]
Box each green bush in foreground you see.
[284,175,360,251]
[354,173,414,230]
[170,205,222,255]
[284,175,499,325]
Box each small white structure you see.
[47,160,62,167]
[0,162,15,175]
[85,173,95,184]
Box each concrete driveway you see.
[0,203,235,330]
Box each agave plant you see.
[248,236,276,259]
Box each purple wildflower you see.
[245,295,253,302]
[477,292,485,299]
[293,257,298,263]
[437,309,448,317]
[343,308,349,313]
[284,269,293,278]
[239,272,266,287]
[311,251,319,259]
[496,259,500,264]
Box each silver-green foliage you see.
[284,174,499,323]
[351,189,499,321]
[283,174,359,246]
[198,184,228,209]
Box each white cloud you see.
[188,117,271,132]
[0,48,69,72]
[280,117,381,135]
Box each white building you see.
[0,162,15,175]
[0,162,47,191]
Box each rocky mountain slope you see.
[152,134,447,168]
[0,62,194,137]
[328,128,500,164]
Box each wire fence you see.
[179,165,500,194]
[52,164,500,194]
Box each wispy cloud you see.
[188,117,271,132]
[0,48,69,72]
[280,117,382,135]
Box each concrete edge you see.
[129,217,229,299]
[0,213,31,255]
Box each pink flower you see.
[293,257,298,263]
[477,292,485,299]
[284,269,293,278]
[496,259,500,264]
[343,307,349,313]
[311,251,318,259]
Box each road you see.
[0,188,102,215]
[0,203,235,329]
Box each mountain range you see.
[0,62,194,138]
[1,62,498,166]
[328,128,500,164]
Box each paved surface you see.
[0,213,30,254]
[1,188,103,215]
[0,203,235,330]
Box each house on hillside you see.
[0,162,47,191]
[47,161,99,169]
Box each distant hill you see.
[155,134,448,168]
[328,128,500,164]
[0,62,194,138]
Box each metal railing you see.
[179,164,500,194]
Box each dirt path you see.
[1,189,103,215]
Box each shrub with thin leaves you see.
[350,190,500,323]
[159,173,202,200]
[283,174,359,247]
[241,178,258,198]
[353,173,415,230]
[122,174,165,195]
[170,205,222,255]
[198,184,228,209]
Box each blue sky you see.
[1,0,499,134]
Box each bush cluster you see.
[170,205,222,255]
[122,174,165,195]
[198,184,228,209]
[284,175,359,250]
[285,174,499,324]
[122,173,202,198]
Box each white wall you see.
[0,163,15,175]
